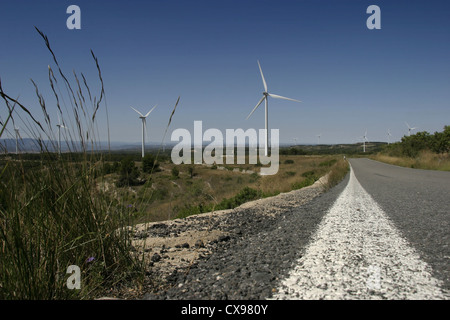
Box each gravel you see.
[131,174,346,300]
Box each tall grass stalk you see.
[0,28,144,299]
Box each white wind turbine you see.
[317,133,322,145]
[361,129,368,153]
[56,113,66,155]
[405,122,417,136]
[387,129,392,144]
[131,105,157,158]
[246,60,301,156]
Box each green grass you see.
[0,29,147,299]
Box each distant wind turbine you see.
[56,113,66,155]
[246,60,301,156]
[293,137,298,145]
[361,130,368,153]
[317,133,322,145]
[131,105,157,158]
[387,129,392,144]
[405,122,417,136]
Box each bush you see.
[171,166,179,178]
[285,171,296,177]
[292,177,316,190]
[301,170,318,180]
[142,154,160,173]
[383,126,450,158]
[116,157,141,187]
[319,159,337,167]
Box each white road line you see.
[273,165,447,300]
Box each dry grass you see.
[371,150,450,171]
[106,154,347,223]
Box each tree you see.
[431,126,450,154]
[142,154,159,173]
[400,131,432,157]
[116,156,141,187]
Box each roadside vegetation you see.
[371,126,450,171]
[96,153,348,222]
[0,29,148,299]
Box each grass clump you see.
[325,158,349,189]
[0,28,146,299]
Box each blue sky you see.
[1,0,449,145]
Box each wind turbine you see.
[317,133,322,145]
[56,113,66,155]
[387,129,392,144]
[131,105,157,158]
[361,130,368,153]
[405,122,417,136]
[14,127,20,154]
[293,137,298,145]
[246,60,301,156]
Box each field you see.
[99,153,347,223]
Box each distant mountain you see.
[0,138,169,153]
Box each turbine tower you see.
[246,60,301,156]
[387,129,392,145]
[362,130,368,153]
[317,133,321,145]
[131,105,157,158]
[56,114,66,155]
[405,122,417,136]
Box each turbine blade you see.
[130,107,144,117]
[405,122,411,129]
[144,104,157,118]
[246,96,266,120]
[257,60,268,92]
[268,93,301,103]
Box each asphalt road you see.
[348,158,450,295]
[144,157,449,300]
[275,158,449,299]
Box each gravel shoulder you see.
[124,173,344,299]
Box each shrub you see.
[285,171,296,177]
[171,166,179,178]
[319,159,337,167]
[292,177,316,190]
[142,154,159,173]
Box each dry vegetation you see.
[371,150,450,171]
[102,154,348,224]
